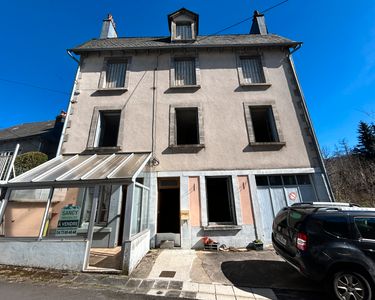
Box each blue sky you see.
[0,0,374,153]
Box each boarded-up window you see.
[174,58,196,86]
[240,57,265,84]
[104,61,127,89]
[176,23,192,40]
[250,106,279,142]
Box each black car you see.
[272,202,375,300]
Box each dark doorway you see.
[117,186,127,246]
[157,178,180,234]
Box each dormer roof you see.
[167,8,199,35]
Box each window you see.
[244,102,284,146]
[174,58,196,86]
[169,104,204,149]
[176,23,192,40]
[78,186,111,225]
[206,177,236,224]
[94,111,121,147]
[176,108,199,145]
[323,216,350,238]
[355,218,375,240]
[250,106,279,143]
[240,56,266,84]
[99,58,129,90]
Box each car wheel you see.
[332,271,372,300]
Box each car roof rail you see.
[312,202,361,207]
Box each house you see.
[0,8,332,274]
[0,112,65,186]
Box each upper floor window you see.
[250,106,279,143]
[237,56,269,87]
[170,57,201,88]
[175,58,196,86]
[99,58,130,90]
[176,23,192,40]
[94,111,121,147]
[244,101,285,147]
[169,104,205,151]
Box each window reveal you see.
[175,108,199,145]
[250,106,279,142]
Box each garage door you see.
[255,174,317,242]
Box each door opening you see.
[157,178,180,247]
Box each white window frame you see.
[98,57,131,90]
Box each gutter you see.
[56,53,80,156]
[287,52,335,201]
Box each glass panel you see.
[297,175,311,185]
[43,187,91,239]
[323,216,350,238]
[10,156,70,183]
[141,188,149,231]
[269,176,282,186]
[282,175,297,186]
[255,176,268,186]
[34,155,89,182]
[355,218,375,240]
[59,155,110,181]
[110,153,149,179]
[131,185,142,236]
[2,189,50,237]
[85,155,130,180]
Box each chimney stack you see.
[100,14,118,39]
[250,10,268,35]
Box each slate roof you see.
[70,34,301,53]
[0,121,56,141]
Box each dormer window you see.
[176,23,192,40]
[168,8,198,42]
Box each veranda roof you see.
[4,152,151,188]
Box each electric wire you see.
[0,77,70,95]
[197,0,289,43]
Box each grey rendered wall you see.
[0,240,87,271]
[61,48,320,172]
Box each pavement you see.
[0,248,330,300]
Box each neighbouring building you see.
[0,8,332,274]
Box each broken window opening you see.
[95,111,121,147]
[176,108,199,145]
[206,177,236,224]
[250,106,279,142]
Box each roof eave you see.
[69,41,302,55]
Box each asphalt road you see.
[0,281,184,300]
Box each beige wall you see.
[62,47,319,171]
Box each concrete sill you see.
[248,142,286,151]
[203,225,242,231]
[85,146,121,154]
[239,83,271,90]
[169,85,201,89]
[97,88,128,92]
[167,144,205,154]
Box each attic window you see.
[176,23,192,40]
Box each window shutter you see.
[240,57,265,84]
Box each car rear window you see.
[288,209,307,228]
[354,217,375,240]
[323,216,350,238]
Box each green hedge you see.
[14,152,48,175]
